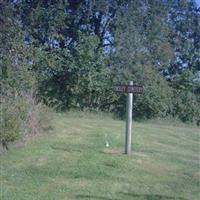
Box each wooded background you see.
[1,0,200,146]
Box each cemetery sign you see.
[113,82,144,154]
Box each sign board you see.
[113,82,144,155]
[113,84,143,94]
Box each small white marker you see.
[106,141,110,147]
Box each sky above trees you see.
[196,0,200,6]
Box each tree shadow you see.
[76,194,120,200]
[119,192,187,200]
[76,193,187,200]
[50,143,82,152]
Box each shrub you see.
[171,90,200,124]
[111,65,173,120]
[0,85,51,150]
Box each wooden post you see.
[113,82,143,155]
[125,81,133,154]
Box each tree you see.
[0,1,50,149]
[167,0,200,75]
[104,0,174,118]
[1,0,199,124]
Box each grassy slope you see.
[1,112,200,200]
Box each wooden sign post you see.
[125,81,133,154]
[113,82,143,155]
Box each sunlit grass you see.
[1,112,200,200]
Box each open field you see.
[1,112,200,200]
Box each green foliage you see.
[34,34,112,111]
[109,1,199,123]
[113,0,173,69]
[110,65,173,120]
[0,82,51,149]
[171,90,200,123]
[1,0,199,137]
[0,2,51,148]
[0,56,50,148]
[168,0,200,74]
[0,90,22,149]
[169,70,200,124]
[171,69,196,91]
[135,67,173,119]
[68,34,111,110]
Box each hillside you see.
[1,112,200,200]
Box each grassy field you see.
[1,112,200,200]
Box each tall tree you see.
[167,0,200,75]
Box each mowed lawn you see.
[1,112,200,200]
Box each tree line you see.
[1,0,200,147]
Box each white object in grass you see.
[106,141,110,147]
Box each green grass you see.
[1,112,200,200]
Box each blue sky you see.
[196,0,200,6]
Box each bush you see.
[110,65,173,120]
[0,85,51,150]
[35,34,112,111]
[134,69,173,119]
[171,90,200,124]
[169,70,200,124]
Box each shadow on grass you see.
[119,192,187,200]
[50,142,97,153]
[50,144,81,152]
[76,195,120,200]
[76,193,187,200]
